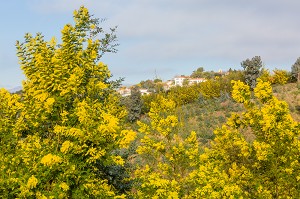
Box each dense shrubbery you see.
[159,70,244,107]
[0,6,299,198]
[291,57,300,82]
[167,84,202,105]
[256,68,289,85]
[132,96,201,198]
[0,7,136,198]
[132,79,300,198]
[179,93,244,145]
[121,86,143,123]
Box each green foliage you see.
[219,70,245,92]
[123,86,143,123]
[0,6,136,198]
[272,83,300,122]
[182,78,190,86]
[138,80,155,90]
[153,78,162,83]
[291,57,300,82]
[138,79,164,93]
[190,67,221,79]
[241,56,263,89]
[179,93,244,145]
[190,67,204,78]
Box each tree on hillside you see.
[139,79,155,90]
[139,79,164,93]
[241,56,263,89]
[126,86,142,123]
[0,6,136,198]
[183,78,190,86]
[153,78,162,83]
[190,67,204,78]
[291,57,300,82]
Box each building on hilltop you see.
[174,75,189,86]
[173,75,206,86]
[139,89,151,95]
[188,78,207,85]
[117,87,131,97]
[163,80,175,90]
[117,74,209,96]
[117,87,151,97]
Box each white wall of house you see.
[174,76,206,86]
[117,88,131,97]
[139,89,151,95]
[188,78,206,85]
[174,76,188,86]
[117,76,207,97]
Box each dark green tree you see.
[139,80,155,90]
[153,78,162,83]
[241,56,263,89]
[291,57,300,82]
[190,67,204,78]
[127,86,142,122]
[182,78,190,86]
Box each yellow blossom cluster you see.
[134,96,201,198]
[231,80,251,103]
[40,154,62,166]
[254,79,273,102]
[191,79,300,198]
[59,182,69,191]
[0,6,131,198]
[118,129,137,149]
[60,140,73,154]
[27,175,38,189]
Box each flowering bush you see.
[189,79,300,198]
[0,6,135,198]
[271,69,289,85]
[133,96,201,198]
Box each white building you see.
[117,87,151,96]
[139,89,151,95]
[173,76,206,86]
[117,87,131,97]
[188,78,206,85]
[163,80,175,90]
[174,76,189,86]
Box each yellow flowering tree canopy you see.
[188,79,300,198]
[0,6,135,198]
[133,95,201,198]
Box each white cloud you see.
[17,0,300,84]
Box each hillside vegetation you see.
[0,6,300,198]
[177,83,299,143]
[273,83,300,121]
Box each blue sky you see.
[1,0,300,89]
